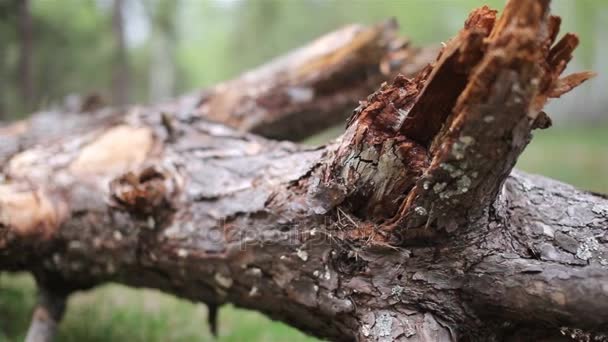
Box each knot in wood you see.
[109,165,180,221]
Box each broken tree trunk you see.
[0,1,605,341]
[0,20,436,167]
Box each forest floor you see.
[1,122,607,342]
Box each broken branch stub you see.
[325,1,594,244]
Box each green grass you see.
[518,123,608,193]
[1,123,606,341]
[0,274,318,342]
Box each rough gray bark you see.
[0,1,605,341]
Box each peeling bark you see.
[0,1,605,341]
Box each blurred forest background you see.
[1,0,607,341]
[0,0,606,121]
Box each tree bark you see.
[0,20,434,167]
[0,1,605,341]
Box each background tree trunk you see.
[146,0,179,103]
[17,0,33,113]
[0,1,605,341]
[111,0,130,106]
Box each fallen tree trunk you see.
[0,20,436,166]
[0,1,605,341]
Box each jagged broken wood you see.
[0,1,606,341]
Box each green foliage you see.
[31,1,114,100]
[0,0,114,117]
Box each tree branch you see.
[464,171,608,336]
[322,1,594,242]
[24,287,67,342]
[186,20,435,141]
[0,21,436,166]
